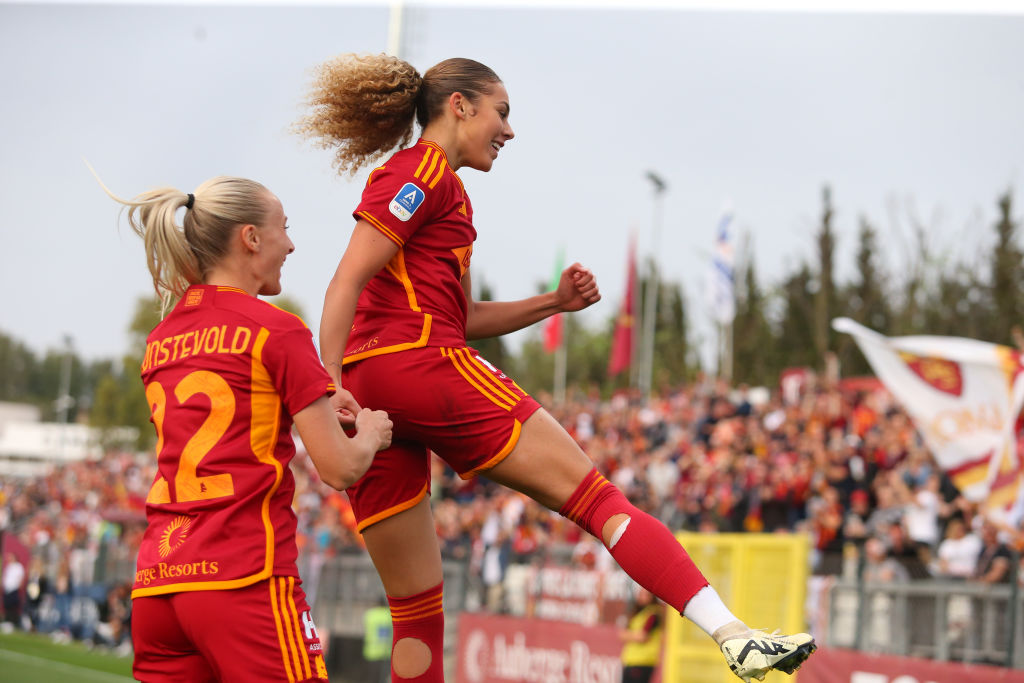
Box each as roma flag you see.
[608,238,637,376]
[834,317,1024,509]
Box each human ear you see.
[240,224,260,252]
[450,92,467,119]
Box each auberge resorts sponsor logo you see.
[158,514,191,558]
[135,560,221,586]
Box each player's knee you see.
[392,637,432,679]
[602,513,631,548]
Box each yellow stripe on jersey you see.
[418,150,440,185]
[442,348,514,411]
[390,591,444,622]
[384,250,422,312]
[285,577,312,680]
[251,327,283,578]
[278,578,304,681]
[427,158,448,189]
[365,165,387,186]
[357,210,405,247]
[270,578,297,683]
[413,147,433,178]
[450,348,520,406]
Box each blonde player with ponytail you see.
[102,174,392,682]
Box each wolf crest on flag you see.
[833,317,1024,512]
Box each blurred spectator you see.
[809,485,845,574]
[894,470,942,568]
[24,555,49,631]
[862,537,910,583]
[842,489,872,547]
[3,373,1016,652]
[972,519,1013,585]
[618,588,663,683]
[2,551,25,630]
[933,517,982,579]
[481,529,511,613]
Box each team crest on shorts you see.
[389,183,426,222]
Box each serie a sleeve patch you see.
[389,182,426,222]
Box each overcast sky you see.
[2,1,1023,369]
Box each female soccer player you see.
[106,175,393,682]
[299,54,815,683]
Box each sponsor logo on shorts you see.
[475,354,507,379]
[389,183,425,222]
[302,610,320,640]
[315,655,328,679]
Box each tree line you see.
[0,187,1018,449]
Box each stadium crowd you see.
[1,371,1021,648]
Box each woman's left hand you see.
[555,262,601,312]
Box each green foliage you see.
[268,293,308,323]
[813,186,839,360]
[732,253,775,386]
[469,276,508,369]
[835,217,891,376]
[987,191,1024,344]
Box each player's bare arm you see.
[463,262,601,340]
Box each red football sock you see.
[560,468,709,613]
[387,582,444,682]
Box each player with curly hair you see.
[299,54,815,683]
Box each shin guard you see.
[559,468,709,613]
[387,582,444,681]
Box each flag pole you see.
[640,171,667,398]
[543,247,567,404]
[387,2,404,57]
[553,337,567,405]
[710,209,735,382]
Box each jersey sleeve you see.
[262,324,335,416]
[353,158,442,247]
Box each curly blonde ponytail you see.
[296,53,422,176]
[296,53,501,176]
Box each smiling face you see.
[253,192,294,296]
[456,82,514,172]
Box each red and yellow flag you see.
[608,237,637,376]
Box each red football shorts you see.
[343,346,540,531]
[132,576,328,683]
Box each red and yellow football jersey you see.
[347,139,476,363]
[132,285,334,598]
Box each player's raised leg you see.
[485,408,816,682]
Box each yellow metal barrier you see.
[661,532,811,683]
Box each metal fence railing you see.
[824,577,1022,668]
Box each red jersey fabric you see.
[347,139,476,363]
[132,285,334,598]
